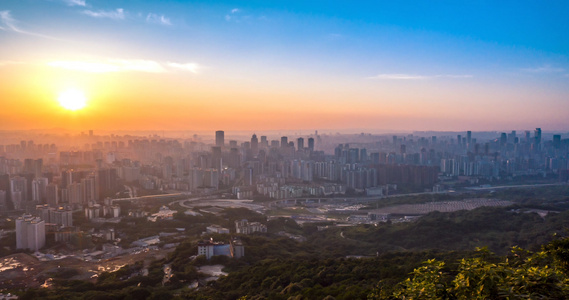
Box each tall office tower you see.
[467,131,472,144]
[281,136,288,148]
[553,135,561,149]
[251,134,259,154]
[215,131,225,147]
[307,138,315,151]
[211,146,222,172]
[457,135,462,145]
[400,144,406,155]
[260,136,268,147]
[229,140,238,147]
[16,214,45,251]
[392,136,397,144]
[534,128,542,145]
[46,183,58,207]
[525,131,531,143]
[500,133,507,146]
[297,138,304,151]
[431,136,437,144]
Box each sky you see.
[0,0,568,133]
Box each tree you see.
[374,238,569,299]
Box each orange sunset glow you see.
[0,1,568,133]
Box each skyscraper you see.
[281,136,288,148]
[535,128,542,145]
[215,130,225,147]
[307,138,315,151]
[297,138,304,151]
[251,134,259,154]
[467,131,472,144]
[553,135,561,149]
[260,136,268,147]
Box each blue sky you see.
[1,0,568,131]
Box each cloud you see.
[520,65,565,73]
[48,59,200,74]
[0,60,24,66]
[49,59,166,73]
[167,62,199,74]
[0,10,57,39]
[146,13,171,26]
[226,8,244,22]
[367,74,473,80]
[64,0,86,6]
[1,10,23,32]
[82,8,125,20]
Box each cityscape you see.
[1,0,569,299]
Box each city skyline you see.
[1,1,569,132]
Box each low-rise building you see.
[235,219,267,234]
[198,238,244,260]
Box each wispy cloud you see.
[0,60,25,67]
[167,62,199,74]
[0,10,57,39]
[146,13,171,26]
[82,8,125,20]
[367,73,473,80]
[225,8,244,22]
[49,59,165,73]
[520,65,565,73]
[48,59,200,74]
[64,0,86,7]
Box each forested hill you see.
[17,206,569,299]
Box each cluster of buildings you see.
[197,238,244,260]
[1,128,568,253]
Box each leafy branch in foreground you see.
[371,239,569,299]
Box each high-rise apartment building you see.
[16,214,45,251]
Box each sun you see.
[58,89,87,111]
